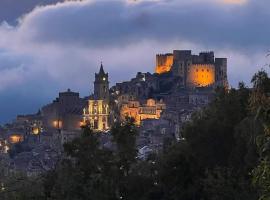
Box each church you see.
[83,63,110,131]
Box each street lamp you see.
[53,120,62,134]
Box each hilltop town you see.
[0,50,228,176]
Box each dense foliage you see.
[0,70,269,200]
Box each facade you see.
[155,50,228,88]
[120,98,166,125]
[41,89,84,131]
[111,72,158,100]
[16,113,43,135]
[83,64,110,131]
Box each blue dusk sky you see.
[0,0,269,124]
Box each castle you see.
[11,49,228,135]
[0,49,230,176]
[156,50,228,88]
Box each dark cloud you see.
[0,0,269,123]
[0,0,65,25]
[17,0,270,51]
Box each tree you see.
[111,117,141,200]
[250,70,270,200]
[183,86,250,168]
[181,84,259,199]
[111,117,139,177]
[0,173,44,200]
[158,141,202,200]
[203,167,257,200]
[46,125,118,200]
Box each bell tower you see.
[84,63,110,131]
[94,62,109,100]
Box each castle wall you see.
[155,54,173,74]
[186,64,215,87]
[154,50,228,88]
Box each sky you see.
[0,0,269,124]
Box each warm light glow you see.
[9,135,23,144]
[80,121,86,127]
[53,120,63,129]
[187,64,215,87]
[32,127,40,135]
[84,100,110,131]
[120,99,165,125]
[146,99,156,106]
[155,54,173,74]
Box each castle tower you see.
[215,58,228,88]
[94,63,109,100]
[155,54,174,74]
[155,50,228,89]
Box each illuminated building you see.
[120,98,166,125]
[155,54,174,74]
[53,120,63,129]
[186,64,215,87]
[155,50,228,88]
[16,113,43,135]
[9,134,24,144]
[83,63,110,131]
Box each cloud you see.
[6,0,268,51]
[0,0,64,25]
[222,0,247,4]
[0,0,269,123]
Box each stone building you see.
[16,113,43,135]
[155,50,228,88]
[41,89,85,132]
[111,72,159,100]
[83,64,110,131]
[155,53,174,74]
[120,98,166,125]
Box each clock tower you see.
[94,63,109,100]
[83,63,110,131]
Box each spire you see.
[99,62,105,75]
